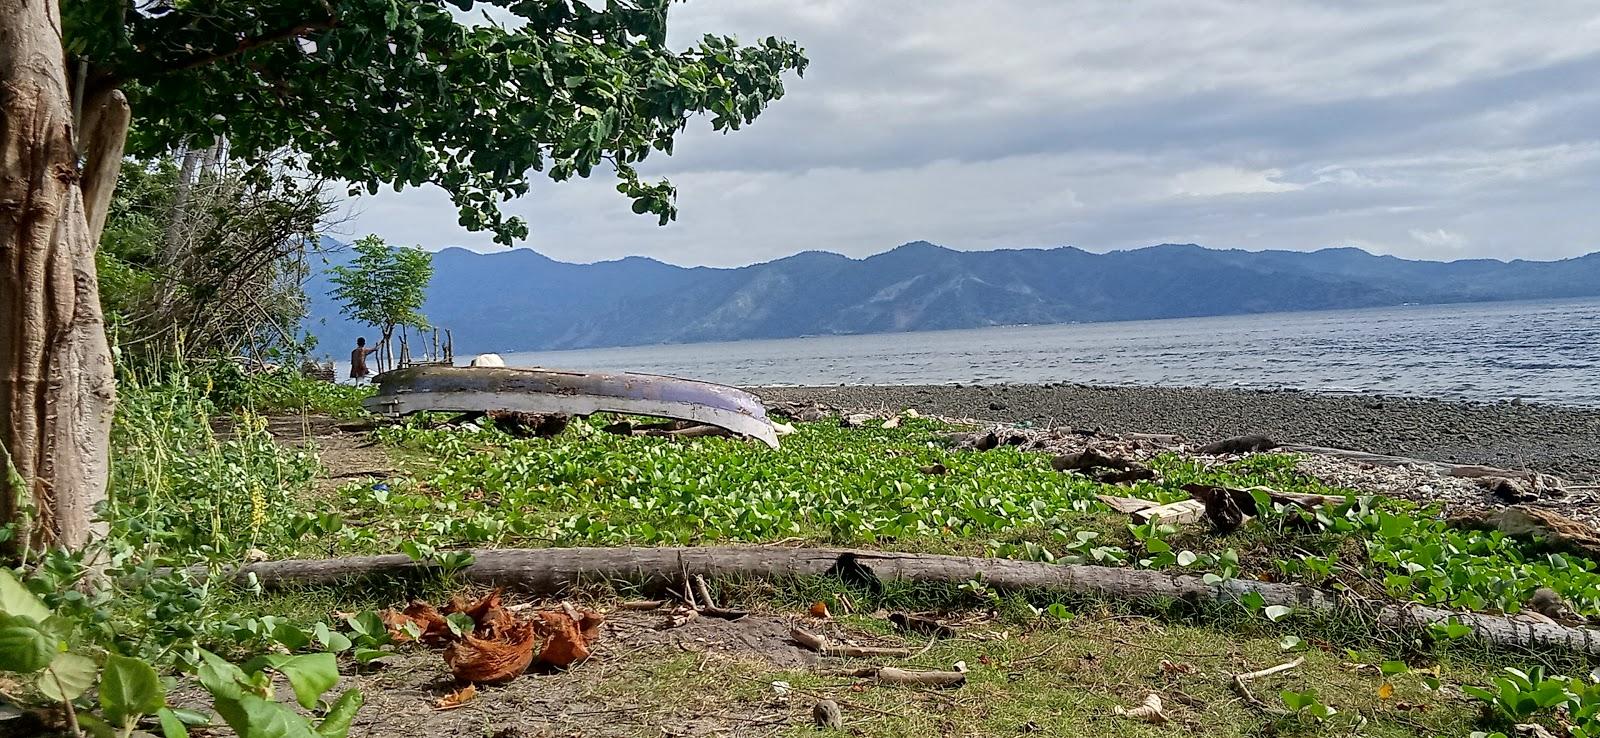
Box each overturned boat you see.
[364,365,782,448]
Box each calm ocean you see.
[493,298,1600,406]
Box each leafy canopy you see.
[328,235,434,337]
[64,0,808,243]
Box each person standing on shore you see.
[350,337,380,381]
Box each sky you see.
[343,1,1600,267]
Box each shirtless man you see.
[350,337,379,380]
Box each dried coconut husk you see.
[444,618,538,683]
[533,607,605,668]
[384,601,453,646]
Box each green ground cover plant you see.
[344,416,1600,619]
[8,370,1599,737]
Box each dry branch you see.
[791,627,914,658]
[1231,657,1304,714]
[831,665,967,687]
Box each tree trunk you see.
[183,546,1600,657]
[380,325,394,373]
[156,144,201,314]
[0,0,118,553]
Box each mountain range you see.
[302,242,1600,356]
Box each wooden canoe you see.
[365,365,781,448]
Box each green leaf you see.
[1307,702,1338,719]
[398,540,427,561]
[1176,550,1198,567]
[38,651,98,702]
[445,612,475,638]
[345,611,386,642]
[316,689,364,738]
[220,693,320,738]
[1380,660,1410,676]
[0,570,50,622]
[0,615,58,673]
[75,712,118,738]
[1239,591,1265,611]
[158,707,193,738]
[271,622,312,651]
[166,707,212,726]
[1279,635,1304,652]
[101,654,166,724]
[352,647,391,665]
[314,623,352,653]
[1263,605,1293,622]
[198,650,248,701]
[267,653,339,710]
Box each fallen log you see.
[178,546,1600,656]
[1448,506,1600,563]
[637,424,732,440]
[1278,445,1556,483]
[1094,467,1160,485]
[1198,435,1278,454]
[1051,448,1128,472]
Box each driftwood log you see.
[1278,445,1560,483]
[179,546,1600,656]
[1449,506,1600,563]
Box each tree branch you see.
[160,17,338,76]
[86,13,339,96]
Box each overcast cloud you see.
[343,1,1600,267]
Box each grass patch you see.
[529,615,1505,738]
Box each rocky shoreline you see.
[754,384,1600,482]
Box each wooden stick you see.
[830,665,967,687]
[687,573,748,619]
[661,606,698,629]
[1237,656,1304,682]
[791,627,914,658]
[680,563,700,610]
[693,574,718,608]
[1231,657,1303,714]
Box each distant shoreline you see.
[754,383,1600,481]
[499,294,1600,355]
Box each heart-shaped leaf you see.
[101,654,167,724]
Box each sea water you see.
[496,297,1600,406]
